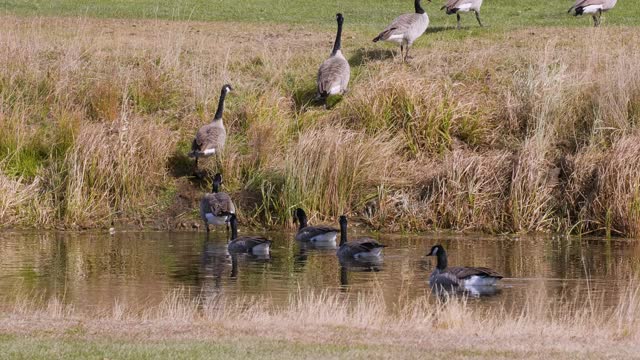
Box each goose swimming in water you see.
[294,208,339,245]
[426,245,503,290]
[336,215,386,264]
[227,214,272,256]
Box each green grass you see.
[1,0,640,30]
[0,335,612,360]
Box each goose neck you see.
[436,250,448,270]
[331,20,343,56]
[230,217,238,240]
[415,0,425,14]
[339,221,347,246]
[214,89,228,120]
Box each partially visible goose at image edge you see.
[441,0,484,29]
[568,0,618,27]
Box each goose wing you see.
[569,0,604,11]
[296,225,339,242]
[340,238,386,256]
[192,124,226,155]
[201,192,235,217]
[374,13,420,41]
[442,0,467,10]
[228,236,271,253]
[350,237,386,251]
[430,271,461,287]
[448,266,503,279]
[241,236,272,248]
[317,56,350,96]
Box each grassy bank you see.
[1,281,640,359]
[0,9,640,235]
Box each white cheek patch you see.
[203,149,216,156]
[432,247,438,255]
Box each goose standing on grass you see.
[294,208,340,244]
[200,173,235,232]
[373,0,430,63]
[337,215,386,263]
[317,13,350,108]
[227,214,272,256]
[568,0,617,27]
[441,0,484,29]
[426,245,502,289]
[189,84,231,172]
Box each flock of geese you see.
[196,172,503,292]
[188,0,619,291]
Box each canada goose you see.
[426,245,502,289]
[373,0,430,62]
[294,208,339,244]
[568,0,617,27]
[441,0,484,29]
[189,84,231,170]
[227,214,272,256]
[337,215,386,262]
[200,173,236,232]
[317,13,351,107]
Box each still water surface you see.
[1,230,639,311]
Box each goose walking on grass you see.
[227,214,272,256]
[200,173,235,233]
[337,216,386,264]
[294,208,339,245]
[426,245,502,290]
[441,0,484,29]
[317,13,351,108]
[568,0,617,27]
[189,84,231,172]
[373,0,430,63]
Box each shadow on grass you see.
[167,151,211,187]
[425,25,454,34]
[292,86,319,113]
[349,48,396,66]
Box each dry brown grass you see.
[2,280,640,358]
[0,16,639,234]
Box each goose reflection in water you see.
[339,262,383,291]
[200,234,231,292]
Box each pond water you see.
[1,230,639,312]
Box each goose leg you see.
[205,222,210,233]
[598,10,602,27]
[457,13,461,30]
[475,11,484,27]
[399,44,404,62]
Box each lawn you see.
[1,0,639,29]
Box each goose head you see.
[336,13,344,25]
[427,245,445,257]
[222,84,233,94]
[426,244,448,270]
